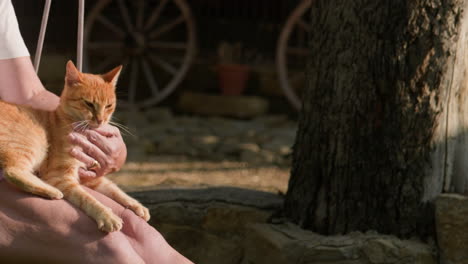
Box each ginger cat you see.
[0,61,149,232]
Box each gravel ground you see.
[110,109,297,193]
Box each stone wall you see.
[131,188,437,264]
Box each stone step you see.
[130,188,437,264]
[178,91,269,119]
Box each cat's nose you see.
[96,118,103,125]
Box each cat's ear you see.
[102,65,123,86]
[65,60,82,86]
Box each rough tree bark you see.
[284,0,468,239]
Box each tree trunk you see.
[284,0,468,239]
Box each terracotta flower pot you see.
[217,64,250,95]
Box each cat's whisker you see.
[110,123,134,137]
[109,121,135,137]
[80,121,90,133]
[74,121,88,132]
[68,121,85,131]
[71,120,91,133]
[109,118,129,129]
[68,121,82,129]
[76,121,86,129]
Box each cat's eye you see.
[83,100,94,109]
[106,104,113,109]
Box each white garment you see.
[0,0,30,59]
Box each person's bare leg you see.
[0,182,145,264]
[120,208,194,263]
[84,187,193,263]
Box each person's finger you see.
[70,147,97,168]
[83,130,111,154]
[94,124,119,137]
[69,133,108,166]
[78,168,97,180]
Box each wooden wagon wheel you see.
[276,0,312,111]
[84,0,196,108]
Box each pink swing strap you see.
[33,0,50,73]
[34,0,85,73]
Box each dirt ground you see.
[109,155,290,194]
[109,110,296,195]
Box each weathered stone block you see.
[158,224,243,264]
[436,193,468,264]
[244,223,436,264]
[202,205,271,233]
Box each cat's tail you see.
[3,167,63,199]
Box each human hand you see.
[69,124,127,180]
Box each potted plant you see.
[217,42,252,96]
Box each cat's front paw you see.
[96,210,123,232]
[127,202,151,222]
[42,188,64,200]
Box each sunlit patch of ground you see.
[109,155,289,194]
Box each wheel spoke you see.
[145,0,169,31]
[149,54,177,75]
[141,58,159,95]
[87,41,124,49]
[136,0,145,30]
[148,41,186,50]
[117,0,134,32]
[297,19,311,33]
[128,59,139,104]
[149,15,185,39]
[96,15,126,39]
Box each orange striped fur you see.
[0,61,150,232]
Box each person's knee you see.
[120,208,157,237]
[93,232,145,264]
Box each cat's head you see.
[60,60,122,128]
